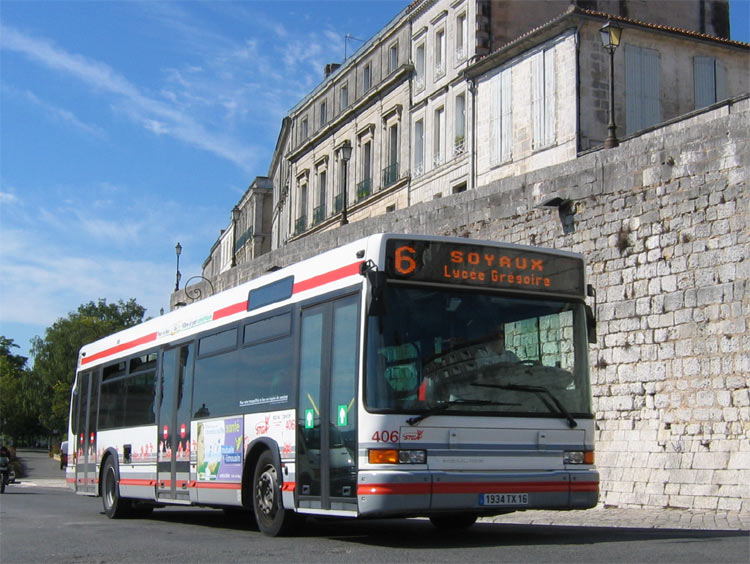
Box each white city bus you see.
[67,233,599,536]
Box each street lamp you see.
[174,242,182,292]
[231,205,240,267]
[338,140,352,225]
[600,21,622,149]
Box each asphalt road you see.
[1,450,748,564]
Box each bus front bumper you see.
[356,469,599,517]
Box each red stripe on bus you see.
[570,482,599,492]
[357,480,597,496]
[78,261,364,365]
[281,482,296,492]
[293,261,363,294]
[213,301,249,320]
[81,332,158,365]
[120,478,157,487]
[357,482,432,496]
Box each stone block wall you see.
[177,95,748,512]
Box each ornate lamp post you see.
[174,242,182,292]
[338,140,352,225]
[600,21,622,149]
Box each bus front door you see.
[297,295,359,511]
[157,344,194,502]
[74,370,99,494]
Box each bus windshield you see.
[365,285,592,419]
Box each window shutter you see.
[544,48,556,147]
[490,73,502,164]
[501,68,512,161]
[642,47,660,129]
[694,56,715,109]
[531,52,544,149]
[715,60,727,102]
[625,44,643,134]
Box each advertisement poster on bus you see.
[196,417,243,482]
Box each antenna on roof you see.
[344,34,365,60]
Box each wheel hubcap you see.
[256,465,276,518]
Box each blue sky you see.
[1,1,748,362]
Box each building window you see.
[314,169,327,224]
[340,84,349,111]
[300,117,308,143]
[625,44,660,135]
[456,12,467,64]
[363,62,372,93]
[358,140,372,200]
[694,56,726,109]
[414,118,424,177]
[383,123,398,187]
[490,67,512,164]
[415,43,425,91]
[296,180,308,235]
[319,101,327,129]
[433,106,445,167]
[435,29,446,78]
[389,42,399,74]
[454,93,466,156]
[531,48,556,150]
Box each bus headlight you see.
[564,450,594,464]
[368,449,426,464]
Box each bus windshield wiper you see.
[472,382,578,429]
[406,399,517,426]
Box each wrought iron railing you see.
[295,215,307,235]
[356,178,372,201]
[313,205,326,224]
[382,162,399,187]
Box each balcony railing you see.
[454,136,466,157]
[382,162,398,187]
[433,152,444,168]
[415,75,425,92]
[313,205,326,224]
[434,60,445,78]
[413,162,424,178]
[356,178,372,201]
[294,215,307,235]
[334,193,343,214]
[455,46,466,64]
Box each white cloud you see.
[1,23,259,172]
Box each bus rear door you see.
[156,344,194,502]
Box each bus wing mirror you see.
[586,284,597,344]
[361,261,387,317]
[585,304,597,344]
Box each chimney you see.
[324,63,341,79]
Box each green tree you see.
[0,337,45,443]
[30,299,146,434]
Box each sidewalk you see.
[481,506,750,531]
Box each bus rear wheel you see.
[102,457,132,519]
[252,450,297,536]
[429,513,478,530]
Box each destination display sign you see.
[385,239,585,296]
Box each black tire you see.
[101,457,132,519]
[252,450,297,536]
[429,513,478,530]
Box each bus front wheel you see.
[252,450,297,536]
[102,457,132,519]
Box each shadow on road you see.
[137,507,749,548]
